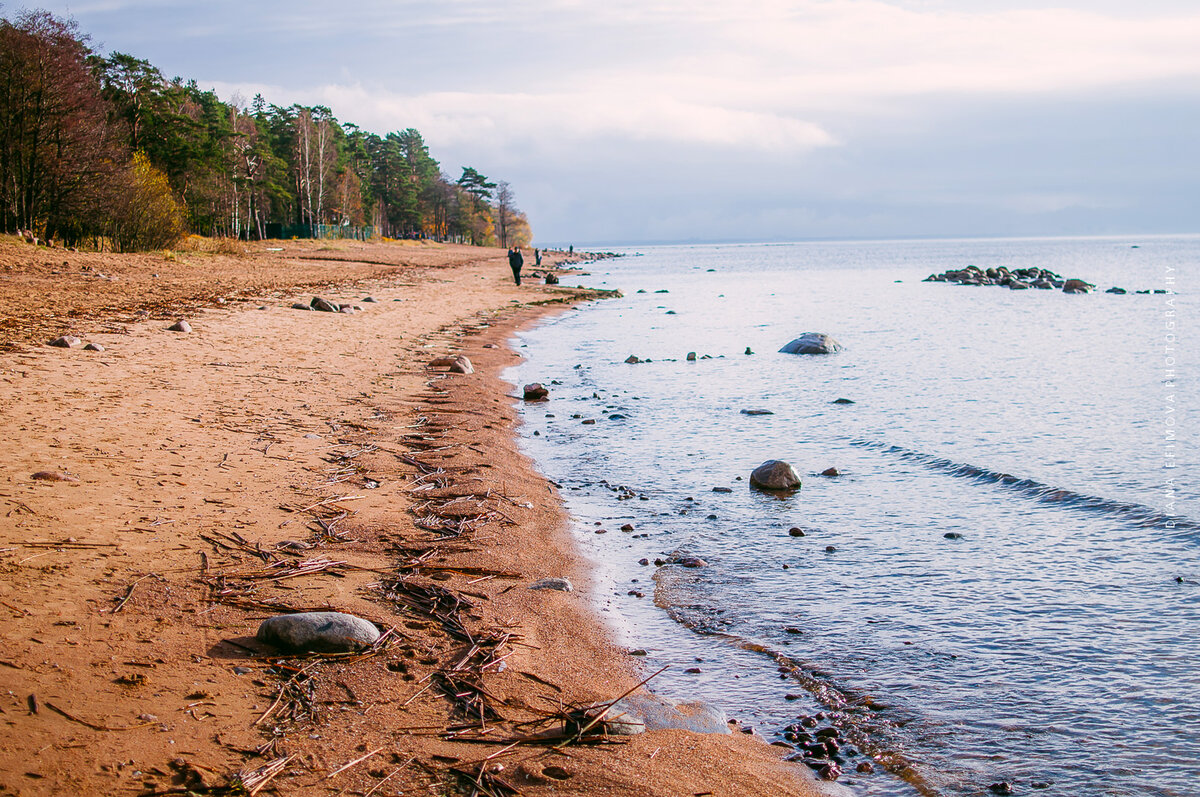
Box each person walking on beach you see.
[534,248,542,267]
[508,246,524,285]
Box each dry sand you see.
[0,237,829,796]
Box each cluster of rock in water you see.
[923,265,1167,295]
[780,713,873,782]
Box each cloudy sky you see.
[28,0,1200,244]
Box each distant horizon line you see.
[537,231,1200,251]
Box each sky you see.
[21,0,1200,244]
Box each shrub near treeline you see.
[0,9,531,251]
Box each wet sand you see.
[0,237,827,796]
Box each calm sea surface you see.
[506,236,1198,797]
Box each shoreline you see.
[0,238,826,796]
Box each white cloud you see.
[208,81,838,154]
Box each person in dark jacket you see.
[508,246,524,285]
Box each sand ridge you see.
[0,239,827,796]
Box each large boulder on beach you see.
[779,333,843,355]
[603,693,731,735]
[256,611,380,653]
[750,460,802,491]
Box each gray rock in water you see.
[310,296,340,312]
[529,577,573,592]
[167,320,191,332]
[1106,286,1127,294]
[1008,280,1030,290]
[750,460,802,491]
[48,335,82,348]
[1062,278,1095,294]
[831,397,855,405]
[686,351,697,361]
[779,333,843,355]
[741,409,774,416]
[624,355,642,364]
[523,383,549,401]
[256,611,380,653]
[605,693,731,735]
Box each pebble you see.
[856,761,875,773]
[167,320,191,332]
[310,296,339,312]
[638,558,649,565]
[528,577,573,592]
[31,471,79,482]
[83,342,105,352]
[620,523,634,531]
[48,335,82,348]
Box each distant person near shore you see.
[508,246,524,285]
[534,248,542,267]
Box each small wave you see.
[853,440,1198,531]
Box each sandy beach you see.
[0,238,826,796]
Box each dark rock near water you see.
[832,397,855,405]
[361,296,378,302]
[83,342,105,352]
[256,611,380,653]
[988,783,1014,795]
[712,486,733,493]
[944,532,963,539]
[750,460,802,491]
[741,409,774,416]
[856,761,875,773]
[1106,286,1127,294]
[686,351,697,361]
[624,355,641,364]
[820,467,840,477]
[48,335,82,348]
[779,333,843,355]
[788,527,805,537]
[1062,278,1095,294]
[310,296,339,312]
[544,273,559,284]
[292,302,312,310]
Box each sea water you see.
[506,236,1198,797]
